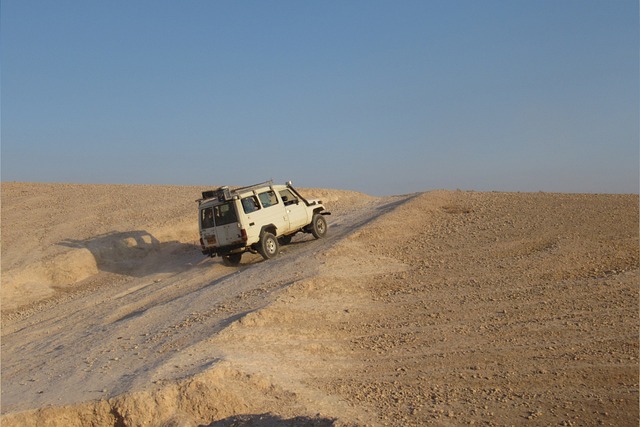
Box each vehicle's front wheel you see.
[311,214,327,239]
[258,232,279,260]
[222,253,242,266]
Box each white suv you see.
[198,181,330,265]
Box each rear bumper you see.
[201,242,247,257]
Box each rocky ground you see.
[1,183,638,426]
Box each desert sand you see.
[1,182,638,426]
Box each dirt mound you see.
[0,183,194,309]
[1,362,338,427]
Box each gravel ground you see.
[1,183,637,426]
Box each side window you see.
[241,196,260,214]
[201,207,214,229]
[278,189,299,206]
[258,190,279,208]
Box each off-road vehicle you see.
[197,180,330,265]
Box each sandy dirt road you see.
[1,183,638,426]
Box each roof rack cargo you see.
[200,187,228,201]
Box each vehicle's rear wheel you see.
[258,232,279,259]
[311,214,327,239]
[222,253,242,266]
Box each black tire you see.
[258,232,279,259]
[279,235,293,245]
[222,253,242,266]
[311,214,327,239]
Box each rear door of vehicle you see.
[212,201,243,246]
[200,205,218,248]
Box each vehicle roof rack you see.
[232,179,274,195]
[197,180,274,204]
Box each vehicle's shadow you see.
[58,230,201,277]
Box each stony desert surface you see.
[1,182,638,426]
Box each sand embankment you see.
[1,183,638,426]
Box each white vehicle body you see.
[197,181,330,265]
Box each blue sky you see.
[2,1,638,195]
